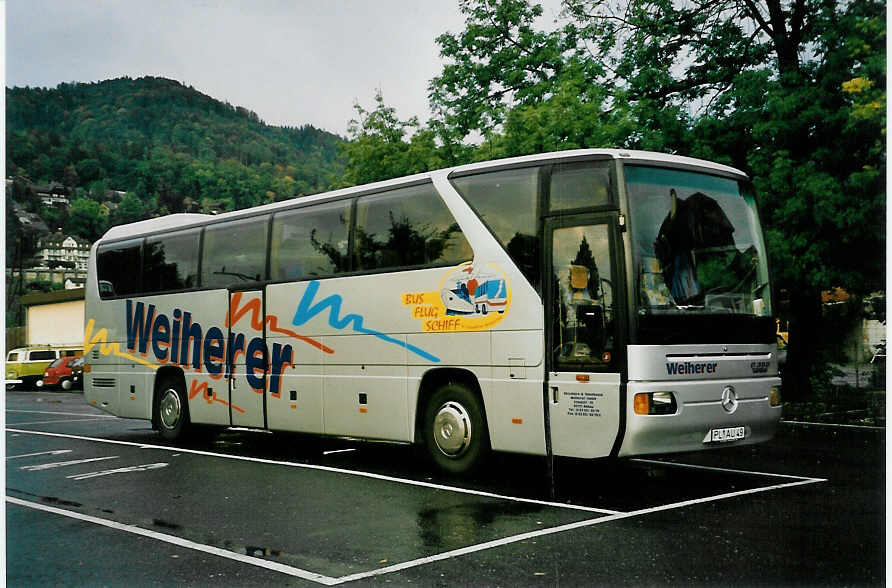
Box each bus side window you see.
[552,224,615,370]
[144,229,201,293]
[451,167,541,290]
[354,184,471,272]
[549,161,612,211]
[96,239,142,298]
[270,201,352,280]
[202,216,270,289]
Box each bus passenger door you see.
[228,289,267,428]
[545,215,624,459]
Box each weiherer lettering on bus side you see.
[125,300,294,396]
[665,361,718,376]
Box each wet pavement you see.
[5,389,885,586]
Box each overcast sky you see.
[6,0,563,137]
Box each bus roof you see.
[98,149,747,243]
[448,149,748,179]
[101,213,212,241]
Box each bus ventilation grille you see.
[92,378,116,388]
[92,350,100,360]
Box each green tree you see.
[493,66,636,157]
[62,164,79,187]
[429,0,579,141]
[429,0,885,399]
[87,179,110,201]
[75,158,104,183]
[110,192,148,226]
[41,206,68,235]
[340,91,449,185]
[6,76,346,217]
[66,198,108,241]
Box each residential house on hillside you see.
[104,189,127,200]
[183,197,227,214]
[64,276,87,290]
[99,201,119,216]
[34,182,71,207]
[100,189,128,216]
[8,231,91,288]
[36,231,91,272]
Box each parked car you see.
[6,346,82,389]
[36,356,85,391]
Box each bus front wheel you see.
[154,377,190,441]
[423,383,489,475]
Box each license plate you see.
[703,426,746,443]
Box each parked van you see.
[6,346,83,389]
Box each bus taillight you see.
[770,385,782,406]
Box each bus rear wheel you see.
[154,377,190,441]
[423,383,489,475]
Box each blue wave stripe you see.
[292,281,441,363]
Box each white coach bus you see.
[84,150,782,473]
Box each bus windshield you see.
[626,166,771,317]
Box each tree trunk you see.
[775,39,802,86]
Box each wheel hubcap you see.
[433,401,471,457]
[159,389,181,430]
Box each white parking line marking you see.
[337,477,827,584]
[6,473,824,586]
[67,462,168,480]
[10,418,117,426]
[6,429,622,515]
[6,410,116,418]
[322,448,357,455]
[19,456,118,471]
[631,458,827,482]
[5,429,829,584]
[781,419,885,431]
[6,497,340,585]
[7,449,73,460]
[227,427,273,434]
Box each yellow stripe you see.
[83,319,160,371]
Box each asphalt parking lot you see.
[5,389,885,586]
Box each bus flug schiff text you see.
[85,149,783,474]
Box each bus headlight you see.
[634,392,678,415]
[770,385,782,406]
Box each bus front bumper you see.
[618,377,782,457]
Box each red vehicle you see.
[36,356,85,390]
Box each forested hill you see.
[6,76,346,217]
